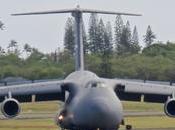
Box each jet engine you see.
[1,98,21,118]
[164,98,175,117]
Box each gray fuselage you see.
[58,71,123,130]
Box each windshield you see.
[86,81,106,88]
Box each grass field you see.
[122,101,164,112]
[0,101,174,130]
[21,101,164,113]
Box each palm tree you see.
[0,20,4,30]
[0,46,5,55]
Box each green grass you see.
[21,101,164,113]
[123,116,175,129]
[0,119,58,130]
[21,101,62,113]
[122,101,164,112]
[0,117,174,130]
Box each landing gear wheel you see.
[125,125,132,130]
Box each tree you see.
[23,43,32,57]
[64,17,75,55]
[88,13,99,53]
[0,21,5,55]
[125,21,132,45]
[99,21,113,77]
[0,46,5,55]
[26,48,45,63]
[7,40,20,55]
[131,26,141,53]
[82,19,88,54]
[165,65,175,85]
[103,21,113,54]
[24,44,32,53]
[114,15,124,51]
[0,20,4,30]
[144,25,156,47]
[117,21,132,55]
[96,18,106,53]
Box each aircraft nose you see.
[90,98,122,124]
[90,98,112,118]
[73,98,123,129]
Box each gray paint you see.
[0,81,62,96]
[60,71,124,129]
[72,9,84,71]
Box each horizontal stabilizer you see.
[82,8,142,16]
[12,9,75,16]
[12,7,142,16]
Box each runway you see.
[0,111,165,120]
[0,111,174,130]
[124,111,165,117]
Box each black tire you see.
[126,125,132,130]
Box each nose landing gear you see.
[125,125,132,130]
[120,119,132,130]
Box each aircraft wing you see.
[103,78,175,103]
[0,80,65,103]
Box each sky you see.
[0,0,175,53]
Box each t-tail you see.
[12,5,142,71]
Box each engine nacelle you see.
[1,98,21,118]
[164,98,175,117]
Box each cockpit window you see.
[86,81,106,88]
[91,83,97,88]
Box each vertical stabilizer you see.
[72,11,84,71]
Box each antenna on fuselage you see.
[12,6,142,71]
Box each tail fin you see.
[73,11,84,71]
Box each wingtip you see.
[131,14,142,16]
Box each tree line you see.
[64,14,156,55]
[63,14,156,77]
[1,17,175,83]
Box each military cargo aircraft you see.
[0,6,175,130]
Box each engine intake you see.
[164,98,175,117]
[1,98,21,118]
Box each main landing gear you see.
[120,119,132,130]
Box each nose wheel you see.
[120,120,132,130]
[125,125,132,130]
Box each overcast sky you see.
[0,0,175,53]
